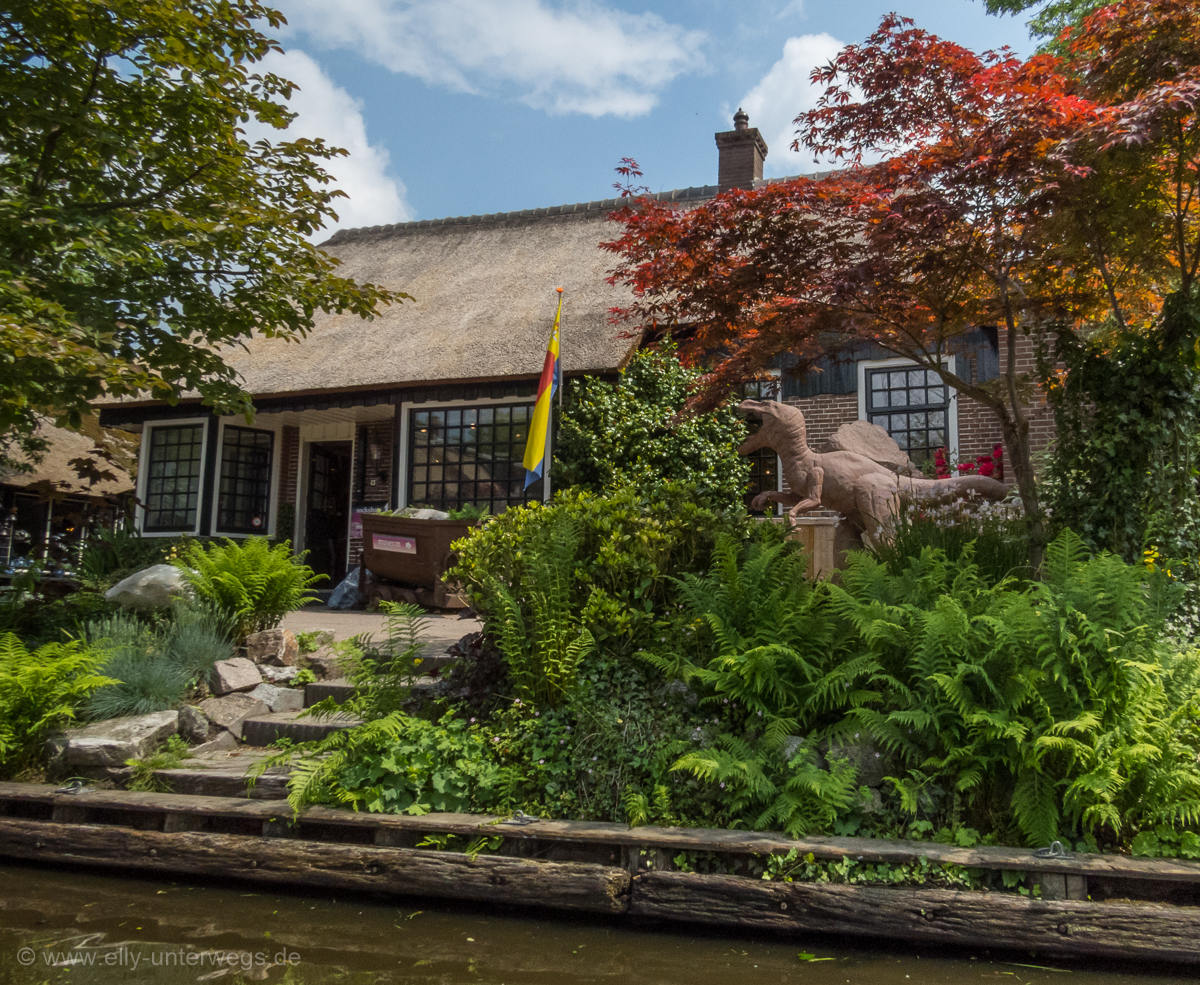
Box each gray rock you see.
[823,420,916,475]
[187,731,239,756]
[197,693,269,740]
[45,711,179,768]
[306,654,343,680]
[825,736,894,788]
[260,664,300,685]
[104,564,190,610]
[210,657,262,695]
[177,705,211,745]
[244,628,299,667]
[248,682,305,713]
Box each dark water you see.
[0,862,1189,985]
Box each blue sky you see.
[260,1,1038,234]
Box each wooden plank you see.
[0,817,630,915]
[630,870,1200,965]
[4,781,1200,884]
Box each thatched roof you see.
[1,420,135,498]
[224,185,721,398]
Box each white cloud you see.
[738,33,845,176]
[277,0,706,118]
[254,48,413,235]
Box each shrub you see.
[171,537,324,641]
[449,481,767,657]
[552,344,751,510]
[0,633,114,778]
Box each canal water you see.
[0,862,1189,985]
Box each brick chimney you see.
[715,108,768,191]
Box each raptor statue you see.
[737,399,1008,546]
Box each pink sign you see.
[373,533,417,554]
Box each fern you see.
[481,517,595,707]
[0,633,115,777]
[172,537,325,641]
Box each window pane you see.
[407,403,541,514]
[868,364,952,465]
[143,424,205,532]
[217,427,273,534]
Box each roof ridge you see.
[321,175,815,246]
[322,184,722,245]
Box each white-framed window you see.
[216,424,276,536]
[857,356,958,465]
[139,419,210,535]
[397,396,549,514]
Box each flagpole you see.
[544,287,562,502]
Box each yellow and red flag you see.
[523,289,563,488]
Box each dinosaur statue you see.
[737,399,1008,546]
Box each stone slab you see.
[248,683,305,713]
[197,694,269,740]
[47,711,179,767]
[244,629,298,667]
[210,657,262,695]
[104,564,190,610]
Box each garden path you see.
[281,604,482,651]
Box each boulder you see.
[210,657,262,696]
[104,564,190,610]
[177,704,211,745]
[823,420,916,475]
[197,693,269,740]
[244,628,298,667]
[824,735,895,788]
[260,664,300,685]
[45,711,178,768]
[187,731,238,756]
[248,682,305,713]
[306,653,343,680]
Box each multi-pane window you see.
[408,404,542,515]
[866,365,950,465]
[218,427,274,534]
[144,424,205,532]
[737,378,781,513]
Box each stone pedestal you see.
[766,512,858,579]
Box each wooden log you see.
[0,817,630,915]
[3,781,1200,887]
[629,870,1200,965]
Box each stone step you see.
[240,710,362,747]
[305,679,355,707]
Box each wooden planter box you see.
[359,513,475,589]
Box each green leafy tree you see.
[552,344,750,509]
[976,0,1109,53]
[0,0,407,464]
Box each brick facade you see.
[276,425,300,542]
[347,420,394,570]
[778,333,1054,490]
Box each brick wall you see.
[784,392,859,448]
[348,420,394,570]
[276,425,300,542]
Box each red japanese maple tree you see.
[604,4,1199,569]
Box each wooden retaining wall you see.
[1,782,1198,965]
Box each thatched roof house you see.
[96,111,1014,584]
[96,122,754,580]
[1,420,135,570]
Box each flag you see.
[523,289,563,488]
